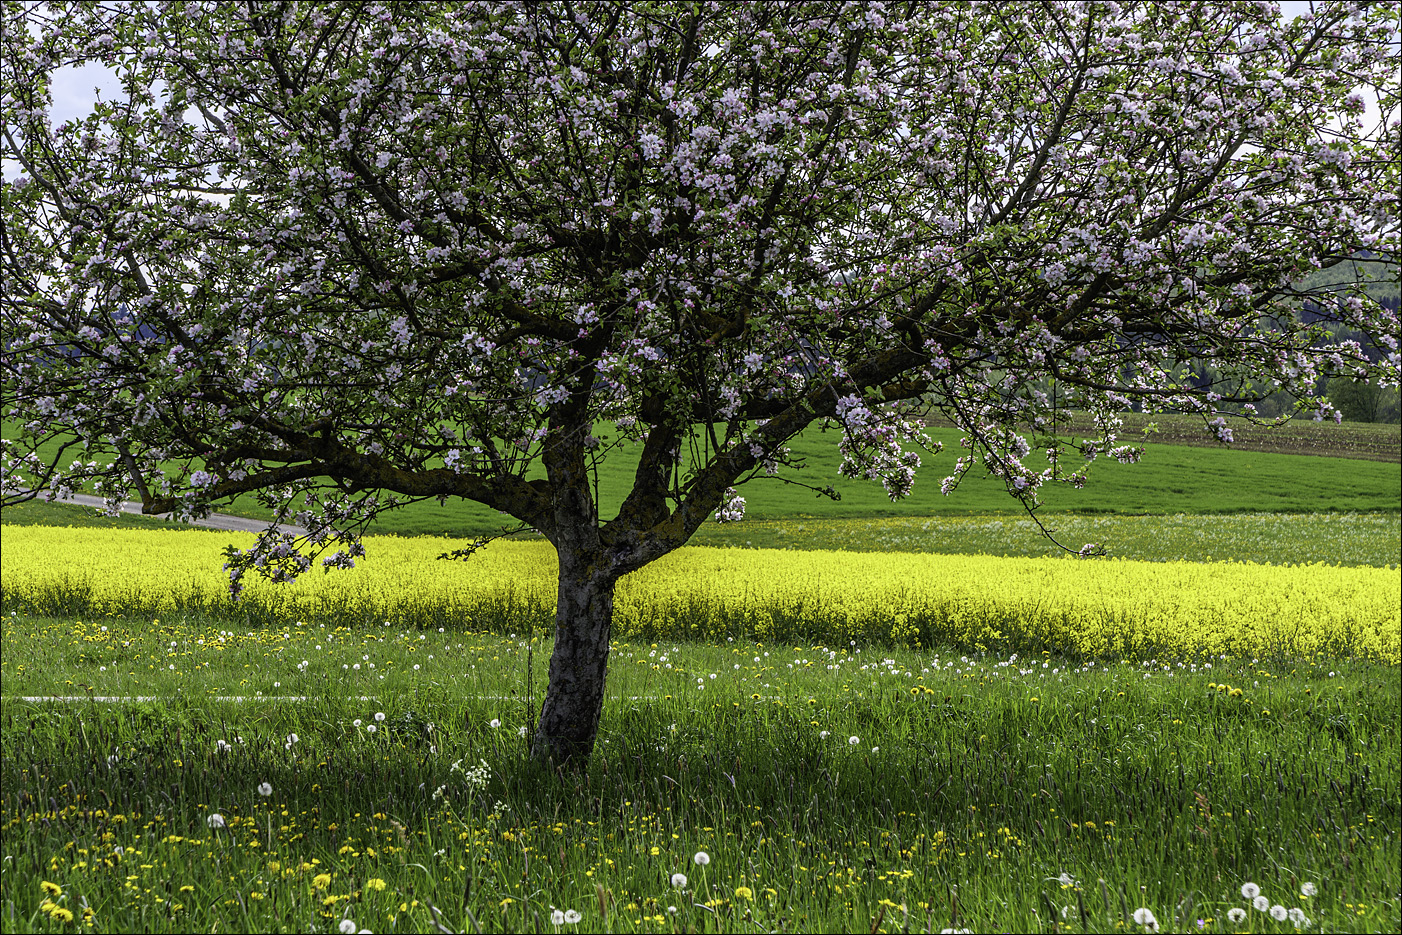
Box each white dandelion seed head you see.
[1288,907,1307,924]
[340,920,358,934]
[563,910,581,924]
[1270,905,1288,921]
[551,910,564,925]
[1228,907,1247,923]
[206,813,225,828]
[693,851,710,866]
[848,736,860,745]
[258,782,272,797]
[490,718,501,728]
[1241,883,1260,899]
[671,873,688,887]
[1253,895,1270,912]
[1133,907,1157,926]
[366,724,377,734]
[1300,882,1316,897]
[375,712,386,721]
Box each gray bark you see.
[531,548,617,765]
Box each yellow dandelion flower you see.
[312,873,332,889]
[52,907,75,923]
[366,878,387,891]
[41,881,62,897]
[735,886,754,900]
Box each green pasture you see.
[4,499,1399,568]
[5,417,1400,540]
[2,615,1398,934]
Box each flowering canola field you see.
[2,525,1397,663]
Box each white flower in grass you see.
[258,782,273,797]
[848,736,860,746]
[693,851,710,866]
[1252,895,1269,912]
[1270,905,1288,921]
[1227,907,1247,923]
[340,921,358,934]
[1300,882,1316,897]
[563,910,581,924]
[1133,907,1158,930]
[551,910,564,925]
[1288,907,1307,925]
[207,813,225,828]
[1241,883,1260,899]
[353,719,362,727]
[366,724,377,734]
[375,712,385,721]
[671,873,688,888]
[667,906,678,915]
[490,718,501,728]
[819,731,830,739]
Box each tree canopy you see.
[4,1,1398,762]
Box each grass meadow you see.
[5,417,1399,538]
[2,429,1399,933]
[3,619,1399,934]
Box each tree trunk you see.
[530,550,617,765]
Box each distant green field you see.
[6,420,1399,538]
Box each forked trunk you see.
[530,551,617,765]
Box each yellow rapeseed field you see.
[2,526,1397,662]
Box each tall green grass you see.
[2,614,1397,934]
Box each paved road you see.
[17,489,308,536]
